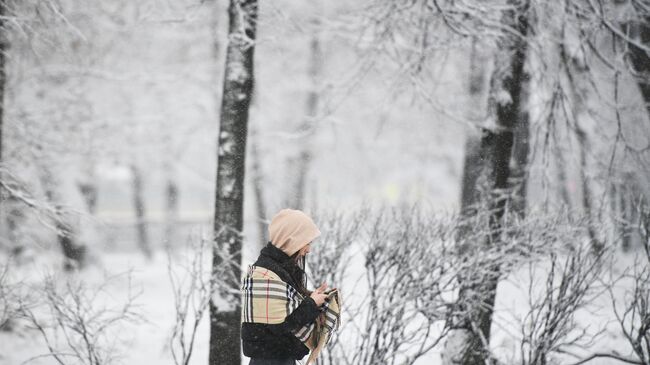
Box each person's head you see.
[268,209,320,295]
[268,208,320,262]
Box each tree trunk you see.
[211,0,221,65]
[163,170,179,250]
[77,163,98,215]
[574,122,602,251]
[56,219,86,271]
[627,14,650,116]
[249,124,268,248]
[449,39,492,363]
[609,170,645,252]
[554,137,572,212]
[458,37,489,239]
[289,23,321,210]
[309,176,319,213]
[0,0,8,221]
[459,133,483,218]
[77,181,98,214]
[616,172,642,252]
[0,0,6,164]
[559,39,604,252]
[40,168,86,270]
[130,164,151,259]
[509,71,530,217]
[209,1,257,364]
[444,3,529,364]
[623,12,650,250]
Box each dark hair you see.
[289,252,311,297]
[291,251,323,343]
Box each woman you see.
[241,209,330,365]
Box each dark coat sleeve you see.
[268,296,321,335]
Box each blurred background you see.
[2,0,470,255]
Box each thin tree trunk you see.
[510,70,530,217]
[624,12,650,250]
[0,0,6,164]
[56,219,86,271]
[445,3,529,364]
[249,124,267,248]
[309,176,319,213]
[77,182,98,214]
[446,38,488,360]
[0,0,8,221]
[626,178,644,250]
[209,1,257,364]
[609,180,622,248]
[574,121,601,251]
[448,39,491,363]
[163,167,179,250]
[130,164,151,259]
[611,172,644,251]
[77,163,98,215]
[289,23,321,209]
[559,38,603,252]
[457,37,489,240]
[619,173,634,251]
[554,138,572,212]
[211,0,221,65]
[459,136,484,217]
[627,14,650,116]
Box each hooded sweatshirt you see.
[269,209,321,256]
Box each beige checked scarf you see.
[241,265,341,364]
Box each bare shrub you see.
[306,208,369,365]
[449,210,611,365]
[517,245,606,365]
[587,208,650,365]
[0,259,26,331]
[19,272,141,365]
[166,234,214,365]
[166,229,244,365]
[308,208,368,288]
[334,205,467,365]
[307,206,620,365]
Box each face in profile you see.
[297,242,311,257]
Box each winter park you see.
[1,0,650,365]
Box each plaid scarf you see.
[241,265,341,364]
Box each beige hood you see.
[268,209,321,256]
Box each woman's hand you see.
[310,282,328,307]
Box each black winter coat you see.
[241,243,321,360]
